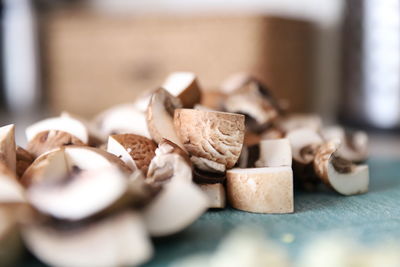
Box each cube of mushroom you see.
[255,138,292,167]
[226,167,294,214]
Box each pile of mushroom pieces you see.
[0,72,369,266]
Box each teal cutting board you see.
[23,158,400,266]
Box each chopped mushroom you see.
[321,126,368,162]
[107,134,157,174]
[313,140,369,196]
[174,109,245,173]
[255,138,292,168]
[93,103,151,139]
[163,72,202,108]
[222,77,280,132]
[143,177,208,237]
[198,183,226,209]
[146,88,184,148]
[22,147,132,220]
[146,139,192,186]
[22,211,153,267]
[226,167,294,214]
[27,130,85,158]
[26,116,89,144]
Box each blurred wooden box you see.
[42,10,315,117]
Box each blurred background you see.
[0,0,399,155]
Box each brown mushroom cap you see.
[174,109,245,172]
[108,134,157,174]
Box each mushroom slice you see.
[16,146,34,178]
[27,165,128,221]
[64,146,132,174]
[222,78,280,132]
[314,141,369,195]
[226,167,294,214]
[321,126,368,162]
[93,103,151,139]
[107,134,157,174]
[174,109,245,173]
[198,183,226,209]
[147,88,184,147]
[146,139,192,186]
[143,178,208,237]
[278,114,322,133]
[0,208,23,267]
[26,116,88,144]
[286,128,323,164]
[0,163,26,203]
[162,72,202,108]
[0,124,16,173]
[26,130,85,158]
[22,147,131,220]
[255,138,292,167]
[22,211,153,267]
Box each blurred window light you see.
[364,0,400,128]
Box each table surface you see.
[22,157,400,266]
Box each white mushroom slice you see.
[0,163,26,203]
[174,109,245,173]
[278,114,322,133]
[93,103,151,139]
[222,79,280,131]
[255,139,292,167]
[143,178,208,237]
[21,148,69,187]
[0,124,16,173]
[22,147,131,220]
[107,134,156,174]
[0,208,23,267]
[226,167,294,214]
[27,166,128,220]
[64,146,131,174]
[147,88,184,148]
[22,211,153,267]
[314,141,369,196]
[286,128,323,164]
[163,72,202,108]
[198,183,226,209]
[26,116,88,144]
[321,126,368,162]
[147,140,192,185]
